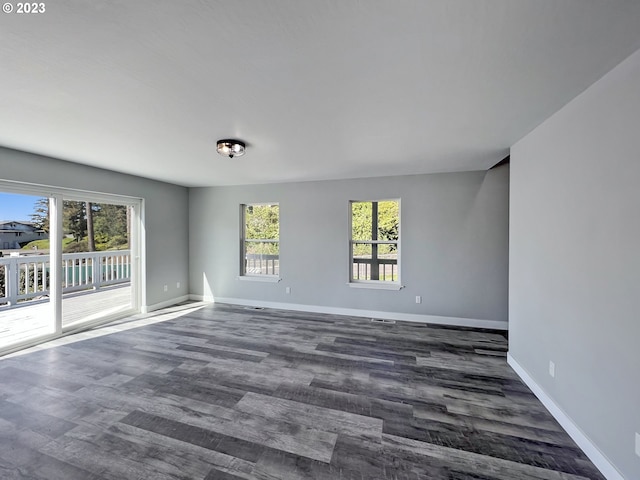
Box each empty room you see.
[0,1,639,479]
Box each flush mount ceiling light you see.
[216,139,246,158]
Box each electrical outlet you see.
[635,432,640,457]
[415,295,421,304]
[163,285,168,292]
[285,287,291,294]
[177,281,181,289]
[549,361,555,378]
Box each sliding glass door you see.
[0,192,54,348]
[60,198,137,328]
[0,182,142,352]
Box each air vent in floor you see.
[371,318,396,324]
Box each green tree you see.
[352,200,398,256]
[63,200,87,242]
[86,202,96,251]
[245,205,279,255]
[29,197,50,233]
[245,205,279,239]
[377,200,399,248]
[93,204,129,249]
[28,200,130,252]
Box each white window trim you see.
[347,281,403,290]
[240,203,280,278]
[349,198,401,286]
[238,275,282,283]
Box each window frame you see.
[239,202,281,281]
[348,198,401,290]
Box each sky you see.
[0,192,44,222]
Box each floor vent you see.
[370,318,396,324]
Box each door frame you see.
[0,179,144,354]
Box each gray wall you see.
[0,147,189,308]
[190,168,509,325]
[510,48,640,479]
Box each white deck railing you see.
[0,250,131,307]
[245,253,279,276]
[352,257,398,281]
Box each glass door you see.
[0,182,142,354]
[0,192,54,348]
[60,198,138,329]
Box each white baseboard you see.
[142,295,190,314]
[213,297,508,330]
[189,294,214,302]
[507,353,623,480]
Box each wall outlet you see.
[415,295,421,304]
[635,432,640,457]
[285,287,291,294]
[549,361,556,378]
[163,285,168,292]
[177,281,180,289]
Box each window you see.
[350,199,400,286]
[241,203,279,277]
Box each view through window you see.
[351,199,399,283]
[241,204,279,276]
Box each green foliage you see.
[245,205,279,239]
[29,197,50,233]
[352,200,399,257]
[351,202,373,241]
[18,266,46,295]
[105,235,128,250]
[30,200,129,253]
[377,200,399,242]
[244,205,279,256]
[21,237,76,251]
[94,204,129,241]
[63,201,87,241]
[63,239,89,253]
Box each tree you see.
[63,201,86,242]
[29,197,50,233]
[245,205,279,240]
[28,199,130,252]
[376,200,399,250]
[86,202,96,251]
[245,205,279,255]
[352,201,398,242]
[93,204,129,248]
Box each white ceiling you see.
[1,1,640,187]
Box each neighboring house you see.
[0,221,47,250]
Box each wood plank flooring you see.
[0,303,605,480]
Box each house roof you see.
[0,221,36,227]
[1,1,640,187]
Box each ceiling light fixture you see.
[216,139,246,158]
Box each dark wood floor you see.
[0,303,604,480]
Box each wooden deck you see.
[0,284,132,349]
